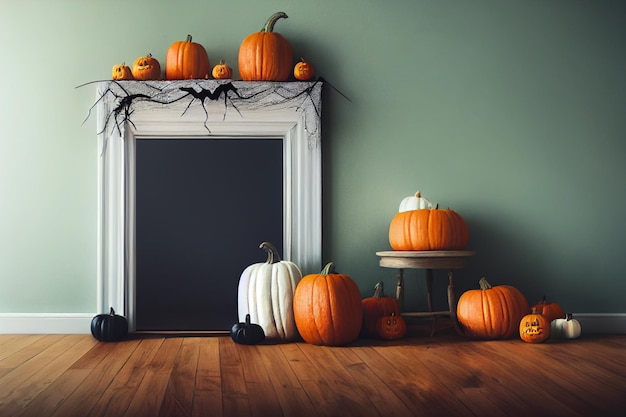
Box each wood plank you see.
[218,338,252,417]
[122,337,183,417]
[236,344,283,417]
[49,339,142,417]
[191,337,223,417]
[85,337,164,417]
[158,337,200,417]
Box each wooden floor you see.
[1,323,625,417]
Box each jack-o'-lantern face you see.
[112,63,133,80]
[376,313,407,340]
[519,309,550,343]
[293,58,315,81]
[131,54,161,80]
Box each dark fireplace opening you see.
[134,137,284,331]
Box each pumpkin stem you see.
[245,314,252,324]
[566,312,573,321]
[262,11,288,33]
[373,281,386,299]
[186,34,193,42]
[478,277,492,290]
[320,262,336,275]
[109,307,115,315]
[259,241,281,264]
[415,191,421,197]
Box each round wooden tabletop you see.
[376,250,476,269]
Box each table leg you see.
[447,270,463,335]
[425,269,434,312]
[396,269,404,313]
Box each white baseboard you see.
[0,313,94,334]
[1,313,625,335]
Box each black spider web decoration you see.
[79,79,324,147]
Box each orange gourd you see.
[361,281,400,338]
[519,307,551,343]
[293,262,363,346]
[532,296,565,322]
[131,54,161,81]
[388,205,469,251]
[457,277,530,339]
[294,57,315,81]
[238,11,293,81]
[165,35,210,80]
[112,63,133,80]
[212,60,233,79]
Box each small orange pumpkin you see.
[112,63,134,80]
[165,35,210,80]
[519,307,551,343]
[388,204,469,251]
[294,57,315,81]
[361,281,400,338]
[212,60,233,79]
[532,296,565,322]
[376,312,407,340]
[131,54,161,81]
[293,262,363,346]
[238,11,293,81]
[457,277,530,339]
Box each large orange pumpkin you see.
[388,205,469,251]
[361,281,400,338]
[165,34,210,80]
[293,262,363,346]
[456,277,530,339]
[238,11,293,81]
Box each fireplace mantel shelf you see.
[96,79,322,147]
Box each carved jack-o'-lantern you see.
[131,54,161,81]
[376,312,407,340]
[519,308,551,343]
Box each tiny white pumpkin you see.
[237,241,302,341]
[551,313,582,339]
[398,191,433,212]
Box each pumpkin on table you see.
[131,54,161,80]
[90,307,128,342]
[388,204,469,251]
[237,242,302,341]
[238,11,293,81]
[533,296,566,323]
[456,277,530,339]
[361,281,400,338]
[293,262,363,346]
[519,307,551,343]
[165,35,210,80]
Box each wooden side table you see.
[376,250,476,336]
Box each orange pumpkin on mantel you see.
[238,11,293,81]
[111,63,134,80]
[131,54,161,81]
[294,57,315,81]
[165,35,210,80]
[388,204,469,251]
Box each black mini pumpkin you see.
[231,314,265,345]
[91,307,128,342]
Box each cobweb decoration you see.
[82,80,323,148]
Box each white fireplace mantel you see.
[96,80,323,330]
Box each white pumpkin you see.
[237,242,302,341]
[551,313,582,339]
[398,191,433,212]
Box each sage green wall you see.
[1,0,624,314]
